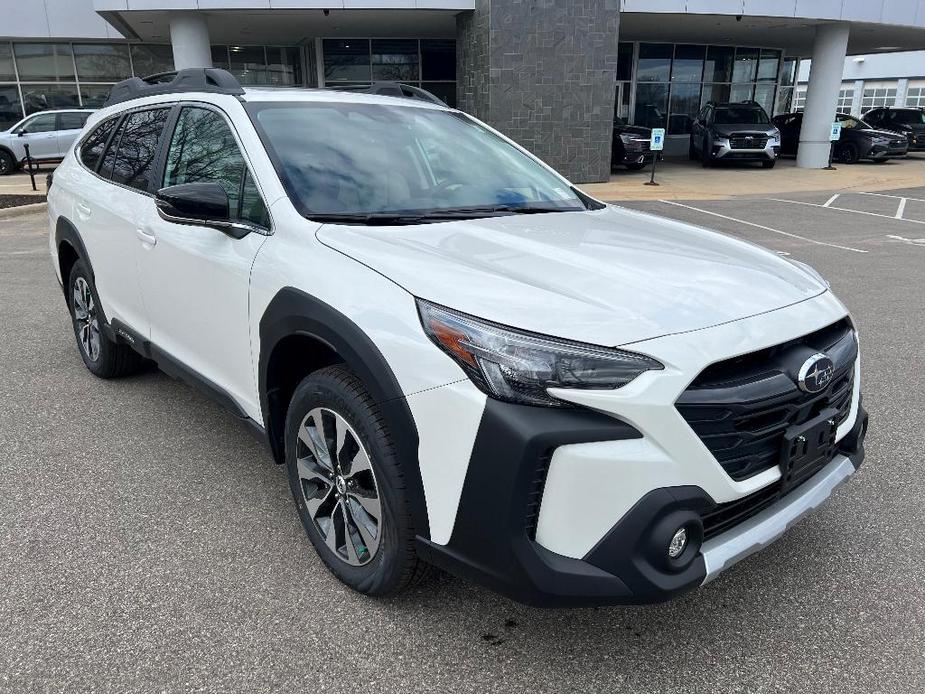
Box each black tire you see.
[67,259,146,378]
[625,162,647,171]
[872,158,889,164]
[762,159,777,169]
[701,138,713,167]
[839,143,859,165]
[285,365,429,596]
[688,137,698,161]
[0,149,16,176]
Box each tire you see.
[839,143,859,165]
[67,260,146,378]
[625,162,647,171]
[0,149,16,176]
[872,158,889,164]
[701,137,713,167]
[762,159,777,169]
[285,365,429,596]
[688,137,698,161]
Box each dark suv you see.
[773,112,908,164]
[611,117,654,170]
[861,107,925,151]
[690,101,781,168]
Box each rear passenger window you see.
[163,107,269,229]
[108,107,170,192]
[79,117,118,172]
[58,112,90,130]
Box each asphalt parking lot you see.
[2,188,924,693]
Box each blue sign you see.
[830,122,842,141]
[650,128,666,151]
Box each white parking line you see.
[823,194,840,208]
[856,191,925,204]
[895,197,908,220]
[886,234,925,246]
[658,200,868,253]
[767,197,925,226]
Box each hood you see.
[316,206,827,347]
[858,128,909,140]
[713,123,776,137]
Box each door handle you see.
[135,228,157,246]
[76,201,91,220]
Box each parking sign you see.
[650,128,666,151]
[830,122,842,141]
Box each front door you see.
[15,113,59,160]
[136,105,271,419]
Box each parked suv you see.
[0,109,94,175]
[690,101,781,168]
[861,107,925,151]
[611,117,655,170]
[47,70,868,606]
[774,112,908,163]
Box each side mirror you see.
[155,183,249,239]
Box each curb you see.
[0,202,47,220]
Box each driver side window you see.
[163,107,270,230]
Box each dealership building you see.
[2,0,925,181]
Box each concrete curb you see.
[0,202,47,220]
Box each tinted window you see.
[58,112,90,130]
[890,110,925,124]
[164,107,268,228]
[18,113,57,134]
[79,117,118,171]
[109,108,170,192]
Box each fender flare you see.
[55,215,95,284]
[259,287,430,540]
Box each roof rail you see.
[104,68,245,107]
[325,81,447,106]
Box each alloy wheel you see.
[72,276,101,362]
[296,407,382,566]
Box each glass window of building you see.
[793,86,807,111]
[20,83,79,114]
[775,86,793,114]
[671,45,705,82]
[80,84,114,108]
[861,86,898,111]
[634,83,669,129]
[701,83,730,107]
[668,82,701,134]
[836,87,854,112]
[757,49,781,81]
[74,44,131,82]
[324,39,372,83]
[266,47,302,86]
[421,40,455,81]
[0,42,15,81]
[0,85,22,129]
[704,46,734,82]
[637,43,672,83]
[616,42,634,82]
[730,82,754,102]
[906,85,925,108]
[754,83,774,114]
[372,40,419,82]
[732,47,759,83]
[14,43,75,82]
[211,45,230,70]
[230,46,269,85]
[131,45,173,77]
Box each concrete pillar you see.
[169,13,212,71]
[851,79,864,116]
[797,23,850,168]
[456,0,621,183]
[897,78,909,107]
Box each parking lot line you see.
[856,191,925,204]
[658,200,868,253]
[823,194,840,208]
[767,197,925,227]
[895,198,908,220]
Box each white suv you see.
[0,109,94,175]
[47,69,868,606]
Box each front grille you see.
[729,134,768,149]
[676,319,857,482]
[624,139,651,153]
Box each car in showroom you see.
[611,117,655,170]
[773,111,908,164]
[47,69,868,606]
[689,100,781,168]
[861,106,925,151]
[0,109,94,175]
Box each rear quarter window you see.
[79,116,118,172]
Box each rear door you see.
[135,104,271,416]
[55,111,91,158]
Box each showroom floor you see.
[1,187,924,693]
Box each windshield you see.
[892,110,925,125]
[247,101,587,222]
[714,107,770,125]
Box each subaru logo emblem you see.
[797,353,835,393]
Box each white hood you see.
[316,205,827,346]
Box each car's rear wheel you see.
[762,159,777,169]
[0,149,16,176]
[688,138,698,160]
[285,365,429,596]
[839,143,860,164]
[67,259,146,378]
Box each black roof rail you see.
[104,68,245,107]
[325,81,447,106]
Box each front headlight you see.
[417,300,663,407]
[619,133,635,144]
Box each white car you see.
[0,109,94,175]
[47,69,868,606]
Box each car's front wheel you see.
[839,143,860,164]
[625,161,647,171]
[0,149,16,176]
[67,259,146,378]
[285,365,429,596]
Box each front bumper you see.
[713,138,779,162]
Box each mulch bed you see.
[0,194,47,210]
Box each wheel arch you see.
[259,287,430,540]
[54,216,94,303]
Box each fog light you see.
[668,527,688,559]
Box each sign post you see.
[826,121,841,170]
[22,143,37,192]
[645,128,666,186]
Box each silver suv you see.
[689,101,781,168]
[0,109,94,175]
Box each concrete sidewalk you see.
[581,154,925,201]
[0,169,52,197]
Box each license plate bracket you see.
[779,407,840,494]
